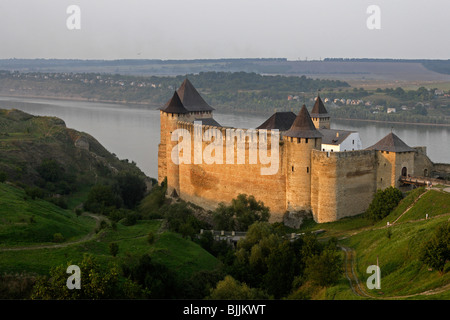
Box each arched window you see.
[401,167,407,177]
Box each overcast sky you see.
[0,0,449,60]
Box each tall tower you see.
[310,95,330,129]
[158,91,189,196]
[158,78,219,197]
[284,105,322,212]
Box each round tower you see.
[284,105,322,212]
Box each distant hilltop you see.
[1,58,450,81]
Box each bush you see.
[25,187,44,200]
[84,184,122,214]
[420,222,450,273]
[37,159,64,183]
[207,275,270,300]
[161,202,208,237]
[212,194,270,231]
[303,248,343,287]
[116,172,147,209]
[147,231,155,245]
[109,242,119,257]
[31,254,121,299]
[75,208,83,217]
[121,254,181,299]
[0,171,6,183]
[52,233,64,243]
[366,187,403,222]
[122,213,139,226]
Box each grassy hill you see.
[0,183,95,247]
[320,187,450,300]
[0,108,151,209]
[0,173,221,298]
[0,109,221,298]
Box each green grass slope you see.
[0,183,95,247]
[334,188,450,299]
[0,217,221,280]
[396,190,450,223]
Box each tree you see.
[263,240,297,298]
[37,159,64,182]
[207,275,270,300]
[84,184,122,214]
[366,187,403,222]
[31,254,121,299]
[213,194,270,231]
[304,248,343,287]
[161,201,208,237]
[116,172,147,209]
[420,222,449,273]
[212,203,235,231]
[121,254,181,299]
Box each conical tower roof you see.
[284,105,323,138]
[160,91,189,114]
[256,111,296,131]
[310,95,329,118]
[366,132,415,153]
[176,78,214,112]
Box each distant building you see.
[320,129,362,152]
[387,108,396,114]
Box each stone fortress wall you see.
[158,79,445,224]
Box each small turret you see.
[310,95,330,129]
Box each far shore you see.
[1,93,450,127]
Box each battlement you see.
[312,149,375,161]
[175,120,280,143]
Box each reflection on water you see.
[0,96,449,179]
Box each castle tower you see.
[158,78,220,197]
[310,95,330,129]
[284,105,322,212]
[176,78,215,122]
[158,91,189,196]
[367,132,415,189]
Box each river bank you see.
[1,93,450,128]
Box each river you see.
[0,96,449,179]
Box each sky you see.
[0,0,449,60]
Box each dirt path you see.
[0,213,107,252]
[391,189,430,224]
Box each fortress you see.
[158,79,449,224]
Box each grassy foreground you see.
[319,188,450,300]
